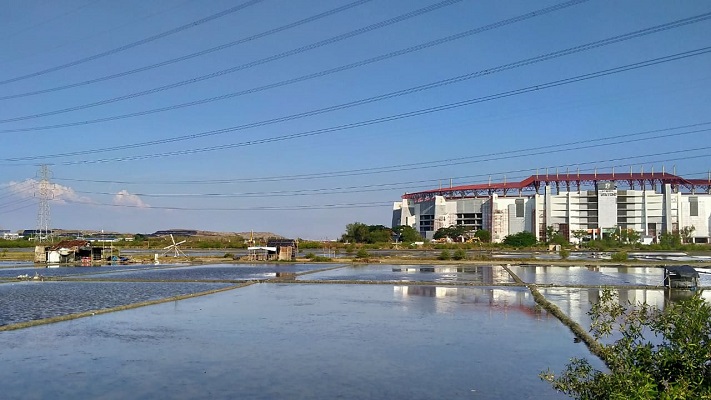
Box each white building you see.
[393,172,711,244]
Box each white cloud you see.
[5,179,92,204]
[113,190,149,208]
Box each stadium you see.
[392,170,711,244]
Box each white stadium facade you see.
[392,171,711,244]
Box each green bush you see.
[438,250,451,260]
[610,251,628,262]
[298,241,322,249]
[502,231,537,247]
[559,249,570,259]
[355,248,369,259]
[345,244,356,255]
[542,290,711,398]
[304,252,315,259]
[452,249,467,260]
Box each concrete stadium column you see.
[662,184,673,234]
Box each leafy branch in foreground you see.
[541,289,711,399]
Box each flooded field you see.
[300,264,514,284]
[0,283,599,399]
[0,263,329,281]
[0,281,231,326]
[89,263,327,281]
[508,265,711,286]
[0,262,706,399]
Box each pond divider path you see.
[501,264,608,365]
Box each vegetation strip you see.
[503,264,609,364]
[0,281,255,332]
[291,280,526,286]
[528,285,607,363]
[295,264,347,276]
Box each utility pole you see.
[35,164,53,243]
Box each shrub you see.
[559,249,570,259]
[542,290,711,398]
[502,231,537,247]
[438,250,451,260]
[610,251,628,262]
[345,244,356,255]
[452,249,467,260]
[355,248,369,259]
[304,252,315,259]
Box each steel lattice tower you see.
[35,164,53,242]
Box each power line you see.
[59,199,393,211]
[0,0,374,100]
[0,0,584,124]
[0,0,266,86]
[2,0,197,66]
[39,46,711,166]
[51,121,711,185]
[0,200,36,215]
[60,145,711,199]
[3,27,707,164]
[48,168,711,213]
[1,0,101,41]
[0,0,595,134]
[4,5,702,137]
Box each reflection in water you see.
[508,265,694,286]
[393,285,548,320]
[541,287,709,332]
[0,284,595,399]
[307,264,514,284]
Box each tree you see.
[342,222,370,243]
[367,226,392,244]
[433,225,468,240]
[572,230,589,244]
[680,226,696,244]
[341,223,392,244]
[474,229,491,243]
[392,225,422,243]
[545,225,556,243]
[502,231,537,247]
[542,290,711,399]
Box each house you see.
[663,265,699,290]
[266,238,298,261]
[247,246,277,261]
[43,240,104,264]
[1,230,19,240]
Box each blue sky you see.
[1,0,710,239]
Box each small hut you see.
[266,238,298,261]
[663,265,699,290]
[45,240,104,264]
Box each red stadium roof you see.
[402,172,711,201]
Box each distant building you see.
[394,172,711,244]
[39,240,105,264]
[266,238,298,261]
[1,230,20,240]
[152,229,198,237]
[85,234,119,243]
[22,229,53,240]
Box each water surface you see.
[0,284,597,399]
